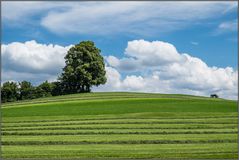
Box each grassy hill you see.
[2,92,238,159]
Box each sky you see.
[2,1,238,99]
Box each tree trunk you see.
[86,85,90,92]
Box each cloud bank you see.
[101,40,238,99]
[2,1,237,36]
[2,40,237,99]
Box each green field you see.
[2,92,238,159]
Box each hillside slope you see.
[2,92,238,159]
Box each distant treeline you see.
[1,81,64,103]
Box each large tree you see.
[37,81,53,97]
[1,81,19,102]
[60,41,106,93]
[51,81,63,96]
[19,81,35,100]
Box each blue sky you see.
[2,1,238,99]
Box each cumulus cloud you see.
[2,1,237,36]
[2,41,71,84]
[102,40,238,99]
[106,40,183,72]
[126,40,183,66]
[2,40,71,74]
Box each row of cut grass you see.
[3,120,237,128]
[3,131,237,136]
[2,129,238,136]
[1,125,237,132]
[2,143,237,159]
[3,133,236,142]
[3,115,238,124]
[4,123,237,131]
[3,140,237,145]
[3,117,237,126]
[3,112,237,122]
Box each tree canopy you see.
[1,81,19,102]
[37,81,53,97]
[19,81,35,100]
[60,41,106,93]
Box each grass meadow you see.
[2,92,238,159]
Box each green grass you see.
[3,98,236,118]
[3,134,236,143]
[2,92,238,159]
[3,143,237,159]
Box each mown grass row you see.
[4,143,235,150]
[4,133,236,141]
[3,143,237,156]
[4,111,237,123]
[3,130,237,136]
[3,117,236,125]
[3,144,237,159]
[3,121,237,128]
[3,116,238,124]
[3,124,238,135]
[4,123,237,131]
[3,139,237,145]
[4,126,237,132]
[2,152,237,160]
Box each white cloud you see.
[99,66,122,91]
[2,41,71,84]
[41,2,238,36]
[2,1,237,36]
[122,75,145,90]
[2,40,71,74]
[106,40,183,72]
[102,40,238,99]
[126,40,183,66]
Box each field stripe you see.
[3,125,237,131]
[2,139,237,145]
[3,143,237,159]
[2,152,237,160]
[3,116,237,123]
[3,121,237,128]
[2,131,237,136]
